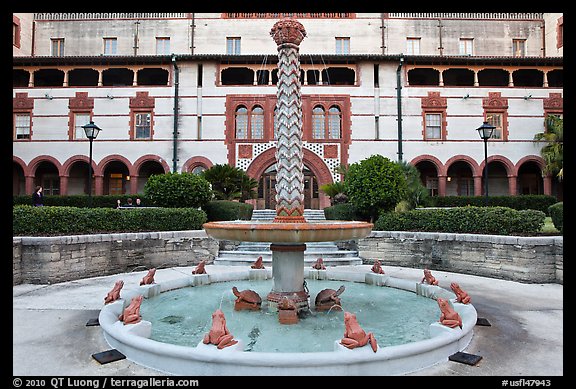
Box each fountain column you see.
[267,18,309,311]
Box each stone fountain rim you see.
[99,268,477,375]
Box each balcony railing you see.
[388,13,543,20]
[34,13,188,20]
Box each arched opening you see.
[407,68,439,86]
[35,161,60,195]
[103,161,130,195]
[443,68,474,86]
[33,69,65,87]
[137,160,166,193]
[547,69,563,88]
[221,67,254,85]
[446,161,474,196]
[414,160,439,197]
[517,161,544,195]
[102,68,134,86]
[13,69,29,87]
[257,164,319,210]
[477,69,509,87]
[68,68,99,86]
[513,69,543,87]
[67,160,91,195]
[137,68,169,86]
[13,162,25,195]
[485,161,509,196]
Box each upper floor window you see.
[425,113,442,140]
[557,17,563,49]
[74,113,91,139]
[513,39,526,57]
[312,105,342,139]
[335,37,350,54]
[406,38,421,55]
[14,113,31,140]
[485,112,503,140]
[134,112,152,139]
[51,38,65,56]
[13,18,21,48]
[227,37,241,55]
[235,105,264,140]
[103,38,117,55]
[459,38,474,56]
[156,37,170,55]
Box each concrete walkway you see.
[13,264,563,377]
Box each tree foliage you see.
[534,115,563,181]
[201,164,258,203]
[344,154,407,222]
[143,172,213,208]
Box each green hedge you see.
[13,194,149,208]
[201,200,253,221]
[324,203,363,221]
[13,205,207,236]
[548,202,563,233]
[374,206,546,235]
[429,195,558,215]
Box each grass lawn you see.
[541,216,560,234]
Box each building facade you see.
[13,13,563,208]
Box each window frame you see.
[226,37,241,55]
[51,38,65,57]
[335,37,350,54]
[512,39,526,57]
[406,37,421,55]
[103,37,117,55]
[459,38,474,56]
[156,37,170,55]
[133,111,152,140]
[14,113,31,140]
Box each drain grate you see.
[449,351,483,365]
[85,318,100,326]
[92,349,126,364]
[476,317,492,326]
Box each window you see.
[74,113,91,139]
[156,37,170,55]
[312,105,341,139]
[51,39,65,56]
[426,177,438,196]
[312,106,325,139]
[13,19,21,48]
[425,113,442,140]
[406,38,420,55]
[42,174,60,196]
[459,38,474,56]
[486,113,503,139]
[14,113,31,140]
[335,37,350,54]
[235,106,248,139]
[235,105,264,140]
[513,39,525,57]
[104,38,117,55]
[250,106,264,139]
[134,113,151,139]
[226,37,241,55]
[192,165,207,175]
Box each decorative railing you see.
[224,13,354,19]
[34,13,188,20]
[388,13,543,19]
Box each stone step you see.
[214,255,363,267]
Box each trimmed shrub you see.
[548,202,563,233]
[374,206,545,235]
[13,205,207,236]
[324,203,362,221]
[429,195,558,215]
[144,172,212,208]
[202,200,254,221]
[344,155,407,222]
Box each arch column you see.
[543,175,552,196]
[508,174,517,195]
[437,175,447,197]
[25,175,36,195]
[473,70,479,87]
[542,71,549,88]
[94,174,104,195]
[59,175,69,195]
[98,70,103,86]
[473,175,483,196]
[130,175,139,194]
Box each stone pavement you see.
[13,265,563,377]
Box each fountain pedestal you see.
[267,244,309,311]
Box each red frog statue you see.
[450,282,471,304]
[104,280,124,304]
[340,312,378,352]
[139,268,156,285]
[192,260,207,274]
[203,309,238,349]
[119,295,144,325]
[437,297,463,328]
[251,256,265,269]
[421,268,439,285]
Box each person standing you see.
[33,185,44,206]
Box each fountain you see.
[98,18,478,376]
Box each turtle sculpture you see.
[232,286,262,311]
[314,285,345,311]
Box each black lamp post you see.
[476,121,495,206]
[82,121,102,208]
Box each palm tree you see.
[201,164,258,202]
[534,116,563,181]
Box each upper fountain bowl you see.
[203,220,373,243]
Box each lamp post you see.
[82,121,102,208]
[476,121,495,206]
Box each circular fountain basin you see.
[203,220,374,243]
[99,267,477,376]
